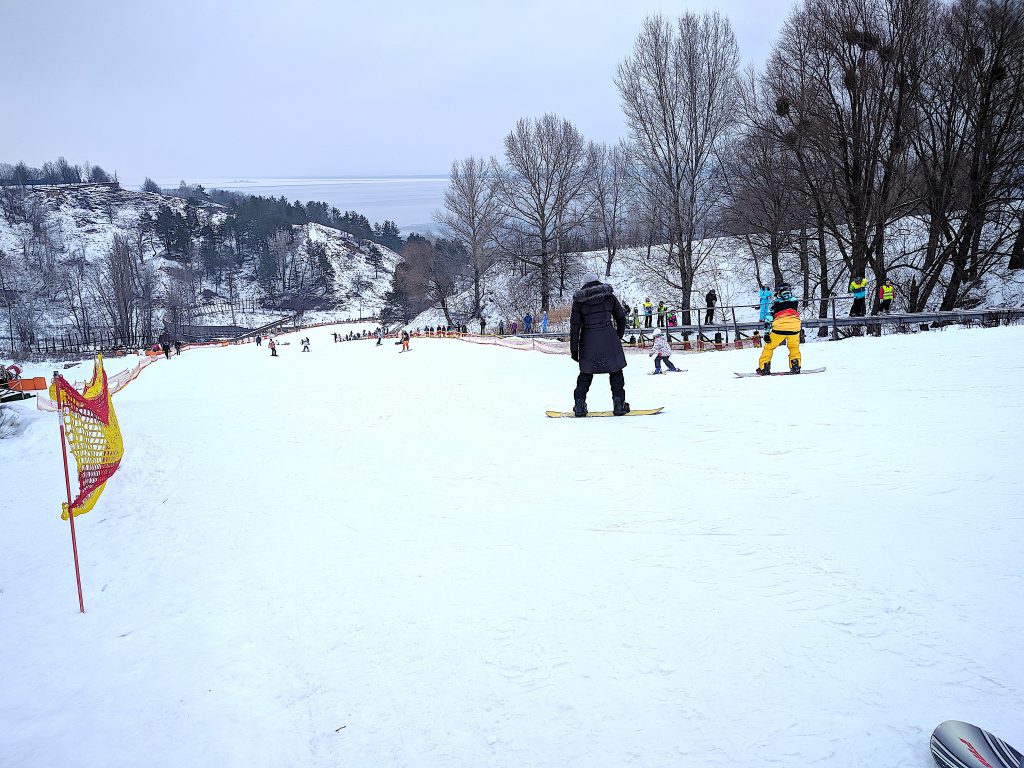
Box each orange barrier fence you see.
[7,376,48,392]
[36,354,159,412]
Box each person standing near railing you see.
[705,289,717,324]
[849,276,868,316]
[758,286,773,329]
[540,311,548,334]
[643,299,653,327]
[657,301,667,327]
[879,280,895,313]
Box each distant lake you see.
[171,176,448,235]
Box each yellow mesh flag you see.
[50,354,124,520]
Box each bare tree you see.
[587,141,632,277]
[617,11,741,319]
[493,114,593,311]
[907,0,1024,309]
[768,0,928,306]
[436,156,504,318]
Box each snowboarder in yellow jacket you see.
[756,283,801,375]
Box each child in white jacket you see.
[649,329,678,373]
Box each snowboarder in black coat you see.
[570,272,629,416]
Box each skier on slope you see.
[570,271,629,416]
[648,329,679,374]
[302,337,310,352]
[376,327,383,346]
[756,282,801,375]
[399,330,410,352]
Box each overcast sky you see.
[3,0,794,182]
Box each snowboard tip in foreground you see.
[546,407,665,418]
[734,366,826,378]
[930,719,1021,768]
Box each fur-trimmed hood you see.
[573,282,614,305]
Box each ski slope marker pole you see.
[54,371,85,613]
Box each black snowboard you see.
[734,366,826,378]
[931,720,1021,768]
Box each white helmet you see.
[654,329,664,337]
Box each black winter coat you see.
[570,282,627,373]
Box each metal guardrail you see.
[501,307,1024,344]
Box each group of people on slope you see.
[567,273,815,414]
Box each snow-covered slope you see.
[1,325,1021,767]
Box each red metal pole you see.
[54,372,85,613]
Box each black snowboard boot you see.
[756,362,771,376]
[612,396,630,416]
[790,360,801,374]
[573,397,588,417]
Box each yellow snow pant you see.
[757,333,801,369]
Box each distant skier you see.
[511,321,518,335]
[523,312,533,334]
[256,334,262,347]
[498,320,505,336]
[161,341,171,359]
[643,298,653,328]
[849,276,868,316]
[705,289,717,324]
[376,327,383,346]
[649,329,679,374]
[570,272,629,416]
[399,330,410,352]
[302,337,310,352]
[269,339,278,357]
[174,340,182,356]
[540,311,548,334]
[758,286,773,328]
[756,282,801,375]
[878,279,895,313]
[656,301,667,327]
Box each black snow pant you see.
[705,307,715,324]
[880,299,892,313]
[851,297,866,316]
[574,369,625,402]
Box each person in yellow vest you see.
[756,282,801,375]
[878,279,895,313]
[849,276,868,316]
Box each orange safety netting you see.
[49,354,124,520]
[36,355,157,412]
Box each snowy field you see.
[2,324,1022,767]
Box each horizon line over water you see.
[151,175,449,235]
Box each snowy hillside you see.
[0,183,399,343]
[1,324,1022,767]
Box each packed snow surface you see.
[2,325,1022,767]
